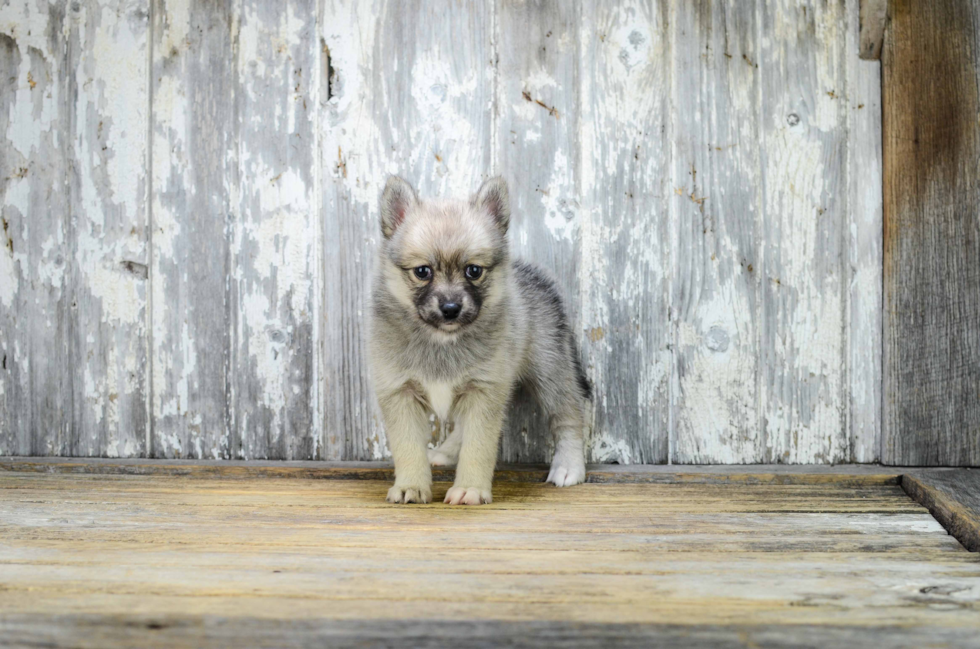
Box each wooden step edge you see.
[901,470,980,552]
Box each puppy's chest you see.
[421,380,456,421]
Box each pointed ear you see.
[380,176,418,239]
[473,176,510,234]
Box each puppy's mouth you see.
[417,311,475,333]
[425,319,467,334]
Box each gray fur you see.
[369,176,591,505]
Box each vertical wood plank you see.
[0,1,72,456]
[858,0,887,60]
[67,0,150,457]
[760,0,849,463]
[150,0,236,458]
[0,18,20,454]
[495,0,581,463]
[319,0,494,459]
[670,0,762,464]
[882,0,980,465]
[233,0,319,459]
[577,0,669,464]
[845,0,882,463]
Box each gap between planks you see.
[0,457,902,485]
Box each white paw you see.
[547,453,586,487]
[444,485,492,505]
[427,448,455,466]
[386,484,432,504]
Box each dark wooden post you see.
[882,0,980,465]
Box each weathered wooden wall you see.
[882,0,980,466]
[0,0,883,464]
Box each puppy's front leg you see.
[444,384,508,505]
[379,386,432,504]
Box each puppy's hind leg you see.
[428,425,462,466]
[540,378,590,487]
[546,410,589,487]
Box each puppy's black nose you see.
[440,302,461,320]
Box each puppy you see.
[369,176,591,505]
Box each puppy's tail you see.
[571,343,592,403]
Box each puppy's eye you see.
[464,264,483,280]
[413,266,432,281]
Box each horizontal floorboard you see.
[3,617,980,649]
[1,473,979,647]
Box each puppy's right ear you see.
[380,176,418,239]
[473,176,510,234]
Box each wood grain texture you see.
[0,473,978,647]
[5,618,980,649]
[318,0,494,460]
[903,469,980,552]
[232,0,319,459]
[150,0,236,459]
[67,0,150,458]
[578,0,670,464]
[882,0,980,466]
[760,0,849,463]
[0,1,72,457]
[671,0,762,463]
[846,0,883,463]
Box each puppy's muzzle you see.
[440,301,462,321]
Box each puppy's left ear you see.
[473,176,510,234]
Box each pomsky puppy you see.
[369,176,592,505]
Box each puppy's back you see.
[511,260,591,403]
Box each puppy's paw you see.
[427,447,456,466]
[547,451,587,487]
[444,485,492,505]
[386,484,432,504]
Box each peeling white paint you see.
[158,0,191,57]
[674,280,758,464]
[1,0,882,464]
[2,22,58,159]
[590,435,633,464]
[0,235,20,307]
[540,148,578,241]
[86,3,146,220]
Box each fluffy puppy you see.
[369,176,591,505]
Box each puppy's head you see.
[378,176,510,339]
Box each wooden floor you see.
[1,468,979,648]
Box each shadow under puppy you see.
[369,176,592,505]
